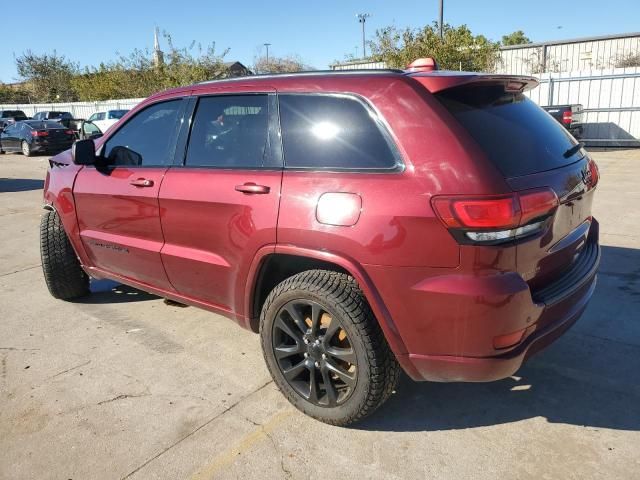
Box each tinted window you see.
[26,121,64,129]
[436,85,583,177]
[185,95,275,168]
[108,110,128,119]
[103,100,182,167]
[3,110,27,119]
[279,94,399,170]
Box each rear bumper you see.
[402,275,596,382]
[366,222,600,383]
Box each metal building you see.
[497,32,640,75]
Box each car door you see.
[158,91,282,312]
[1,124,19,150]
[73,98,187,290]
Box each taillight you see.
[64,129,74,135]
[587,158,599,189]
[432,188,559,245]
[562,111,572,124]
[32,130,49,137]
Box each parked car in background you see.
[40,61,600,426]
[543,104,584,139]
[0,120,75,156]
[33,111,74,122]
[87,109,128,132]
[0,110,28,128]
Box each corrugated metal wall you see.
[526,67,640,146]
[498,35,640,75]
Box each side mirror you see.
[72,139,97,165]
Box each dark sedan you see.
[0,120,75,156]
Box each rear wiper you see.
[563,143,584,158]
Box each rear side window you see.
[279,94,400,170]
[185,95,277,168]
[436,85,582,177]
[103,100,182,166]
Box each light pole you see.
[439,0,444,40]
[264,43,271,71]
[356,13,371,59]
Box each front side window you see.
[103,99,182,167]
[278,94,400,170]
[185,95,276,168]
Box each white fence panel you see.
[527,67,640,146]
[0,98,144,120]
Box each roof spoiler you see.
[412,73,539,94]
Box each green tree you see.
[0,83,32,103]
[369,22,500,72]
[501,30,532,46]
[14,50,79,102]
[72,34,230,100]
[253,54,311,74]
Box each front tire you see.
[260,270,400,426]
[40,210,89,300]
[21,140,32,157]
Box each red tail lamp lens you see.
[432,188,558,231]
[433,195,519,229]
[562,111,572,124]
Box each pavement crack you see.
[48,360,91,380]
[0,264,41,277]
[0,347,40,351]
[263,424,292,480]
[120,380,273,480]
[98,393,151,406]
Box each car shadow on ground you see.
[78,279,160,304]
[358,244,640,433]
[0,178,44,193]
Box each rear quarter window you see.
[436,85,583,177]
[278,94,400,170]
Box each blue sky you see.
[1,0,639,83]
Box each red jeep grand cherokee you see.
[40,60,600,425]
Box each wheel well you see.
[250,254,349,332]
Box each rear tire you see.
[260,270,400,426]
[40,210,89,300]
[21,140,32,157]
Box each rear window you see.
[2,110,27,119]
[279,94,400,170]
[25,121,64,129]
[436,85,583,177]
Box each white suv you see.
[87,109,129,133]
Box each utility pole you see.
[439,0,444,40]
[356,13,371,58]
[264,43,271,71]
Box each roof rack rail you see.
[197,68,406,85]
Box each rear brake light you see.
[32,130,49,137]
[562,111,572,124]
[432,188,558,245]
[64,129,74,135]
[587,158,599,188]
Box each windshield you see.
[436,85,583,177]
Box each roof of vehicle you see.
[146,68,538,100]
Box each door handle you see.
[130,178,154,187]
[235,183,270,194]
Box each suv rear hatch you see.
[417,74,599,298]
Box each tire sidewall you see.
[261,285,373,424]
